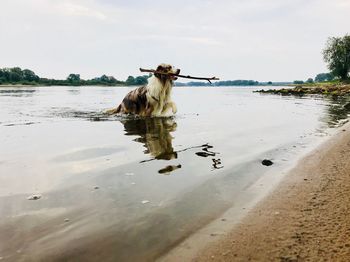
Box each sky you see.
[0,0,349,82]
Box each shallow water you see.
[0,86,349,261]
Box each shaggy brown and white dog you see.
[107,64,180,117]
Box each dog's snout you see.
[176,69,180,75]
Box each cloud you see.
[0,0,349,81]
[58,2,107,20]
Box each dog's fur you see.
[107,64,180,117]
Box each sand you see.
[194,123,350,261]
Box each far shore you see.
[0,84,39,87]
[187,122,350,261]
[2,82,350,92]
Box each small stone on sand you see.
[64,218,70,222]
[141,200,150,204]
[262,159,273,166]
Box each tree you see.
[314,73,334,82]
[293,80,304,84]
[23,69,39,82]
[125,76,135,85]
[67,74,80,82]
[99,74,110,82]
[8,67,23,82]
[134,76,148,85]
[323,35,350,80]
[107,76,117,84]
[306,78,314,83]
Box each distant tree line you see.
[293,72,335,85]
[176,79,260,86]
[0,67,150,86]
[1,67,268,87]
[0,67,40,85]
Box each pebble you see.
[64,218,70,222]
[141,200,150,204]
[262,159,273,166]
[125,172,134,176]
[94,186,99,190]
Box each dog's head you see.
[154,63,180,83]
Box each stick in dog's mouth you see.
[139,68,219,83]
[171,69,181,80]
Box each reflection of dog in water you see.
[121,118,223,174]
[121,117,180,174]
[122,117,178,161]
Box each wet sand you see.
[193,122,350,261]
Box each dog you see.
[107,63,180,116]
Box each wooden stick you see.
[139,68,219,83]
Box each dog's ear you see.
[156,65,165,72]
[155,65,164,79]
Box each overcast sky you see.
[0,0,349,82]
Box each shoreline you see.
[255,83,350,96]
[160,122,350,261]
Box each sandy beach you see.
[192,122,350,261]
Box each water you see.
[0,86,349,261]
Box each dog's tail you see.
[106,104,122,115]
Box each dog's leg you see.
[162,101,177,115]
[144,104,154,117]
[170,102,177,114]
[106,104,122,115]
